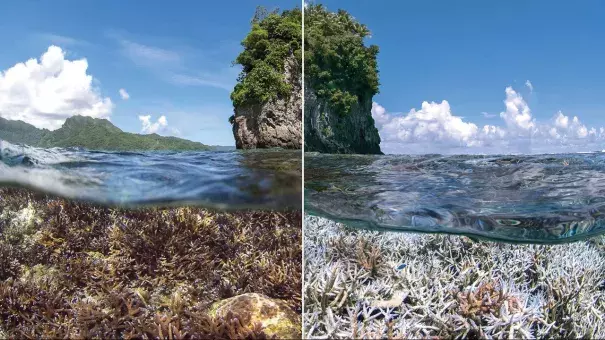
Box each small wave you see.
[305,153,605,243]
[0,143,301,210]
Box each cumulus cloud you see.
[500,87,535,132]
[373,86,605,154]
[0,45,113,130]
[138,114,179,135]
[119,88,130,100]
[549,111,590,139]
[374,100,481,146]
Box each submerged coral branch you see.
[0,187,301,338]
[304,215,605,339]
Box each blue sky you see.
[317,0,605,154]
[0,0,298,146]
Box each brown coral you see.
[456,281,522,318]
[0,187,301,338]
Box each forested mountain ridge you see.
[0,115,212,151]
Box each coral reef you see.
[0,187,301,338]
[304,215,605,339]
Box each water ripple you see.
[305,152,605,243]
[0,141,301,210]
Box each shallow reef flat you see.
[304,215,605,339]
[0,187,301,338]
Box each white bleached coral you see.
[304,215,605,339]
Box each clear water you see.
[0,141,301,209]
[305,152,605,243]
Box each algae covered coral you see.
[0,187,301,338]
[304,215,605,339]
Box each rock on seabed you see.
[208,293,301,339]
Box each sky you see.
[317,0,605,154]
[0,0,298,146]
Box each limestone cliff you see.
[304,87,382,154]
[232,56,302,149]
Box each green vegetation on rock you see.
[305,4,380,116]
[230,6,302,108]
[0,116,211,151]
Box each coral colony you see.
[303,215,605,339]
[0,188,301,338]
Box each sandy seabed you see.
[304,215,605,339]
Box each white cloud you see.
[481,111,497,118]
[373,85,605,154]
[500,87,535,132]
[138,114,179,135]
[118,39,181,67]
[373,100,481,146]
[119,88,130,100]
[550,111,590,139]
[0,45,113,130]
[525,80,533,93]
[36,33,85,47]
[114,36,237,92]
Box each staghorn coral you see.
[0,187,301,338]
[304,215,605,339]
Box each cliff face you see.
[304,87,381,154]
[303,4,382,154]
[232,57,302,150]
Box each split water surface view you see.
[3,0,605,338]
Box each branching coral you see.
[304,215,605,339]
[0,187,301,338]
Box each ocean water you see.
[305,152,605,243]
[0,141,301,209]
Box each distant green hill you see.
[0,115,212,151]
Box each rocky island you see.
[230,7,302,150]
[304,4,382,154]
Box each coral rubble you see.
[304,215,605,339]
[0,187,301,338]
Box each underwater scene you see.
[304,152,605,338]
[302,2,605,339]
[0,146,302,338]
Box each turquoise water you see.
[305,152,605,243]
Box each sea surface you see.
[0,141,301,209]
[305,152,605,243]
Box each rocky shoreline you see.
[0,187,301,338]
[304,215,605,338]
